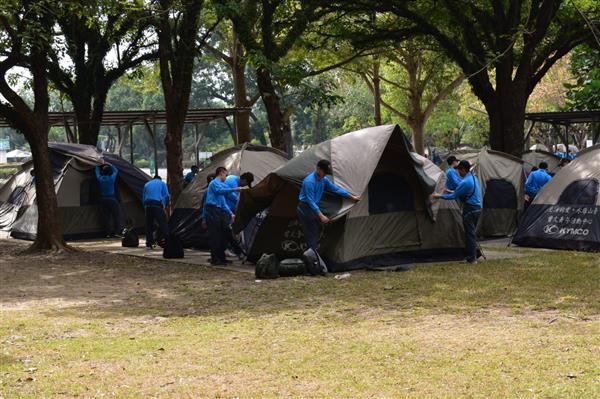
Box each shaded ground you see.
[1,239,599,398]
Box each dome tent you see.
[522,149,561,175]
[0,143,149,240]
[169,143,288,248]
[233,125,467,272]
[441,148,525,237]
[513,145,600,251]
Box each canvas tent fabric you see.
[522,150,561,175]
[513,145,600,252]
[169,144,288,248]
[441,148,525,237]
[0,143,149,240]
[233,125,467,271]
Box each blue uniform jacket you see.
[202,178,235,217]
[184,171,195,183]
[441,172,481,207]
[525,168,552,196]
[95,164,118,197]
[446,167,462,191]
[143,179,170,207]
[224,175,240,212]
[298,171,351,215]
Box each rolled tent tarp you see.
[514,145,600,251]
[169,144,289,248]
[233,125,466,271]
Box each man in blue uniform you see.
[143,175,170,249]
[445,155,462,192]
[224,172,254,212]
[525,162,552,207]
[203,167,246,265]
[95,163,122,237]
[184,165,199,186]
[432,160,482,263]
[297,160,360,263]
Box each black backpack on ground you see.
[302,248,328,276]
[163,234,184,259]
[255,254,279,279]
[121,229,139,248]
[278,258,307,277]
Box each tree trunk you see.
[164,110,184,205]
[410,120,425,155]
[27,131,66,251]
[314,104,326,143]
[372,60,382,126]
[484,86,528,157]
[231,27,251,144]
[256,67,292,155]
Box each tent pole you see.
[143,118,158,177]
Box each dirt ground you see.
[1,239,599,398]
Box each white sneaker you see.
[225,249,236,257]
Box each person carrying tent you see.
[95,163,122,238]
[143,175,170,249]
[297,160,360,269]
[524,162,552,207]
[432,160,482,264]
[202,166,247,265]
[445,155,462,192]
[184,165,199,186]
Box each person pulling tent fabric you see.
[445,155,462,192]
[431,160,482,264]
[95,163,122,238]
[297,160,360,273]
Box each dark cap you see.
[317,159,332,175]
[457,160,472,171]
[447,155,458,165]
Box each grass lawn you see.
[1,241,599,398]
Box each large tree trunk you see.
[27,48,68,251]
[409,120,425,156]
[231,27,251,144]
[484,86,528,157]
[75,90,108,146]
[256,67,292,155]
[164,111,184,205]
[27,131,66,251]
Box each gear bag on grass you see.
[163,234,184,259]
[255,253,279,279]
[278,258,307,277]
[302,248,328,276]
[121,228,139,248]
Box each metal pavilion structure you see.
[524,110,600,151]
[0,108,250,176]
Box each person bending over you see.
[95,163,122,237]
[143,175,170,249]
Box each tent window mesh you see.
[368,173,413,214]
[7,186,26,204]
[483,179,517,209]
[558,179,599,206]
[80,178,101,205]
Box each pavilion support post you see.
[564,124,569,153]
[129,123,134,165]
[194,124,200,167]
[144,118,159,177]
[116,125,123,157]
[524,121,535,151]
[592,122,599,145]
[223,116,235,144]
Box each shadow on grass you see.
[1,240,599,321]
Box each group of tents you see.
[1,125,598,270]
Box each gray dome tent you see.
[233,125,467,271]
[514,145,600,251]
[0,143,149,240]
[441,148,525,237]
[522,150,561,175]
[169,143,289,248]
